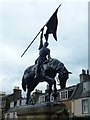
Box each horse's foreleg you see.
[48,83,52,102]
[53,80,58,101]
[53,80,57,93]
[48,81,57,102]
[44,76,55,102]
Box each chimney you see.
[13,86,22,99]
[45,84,49,93]
[79,69,90,82]
[87,70,89,75]
[0,92,6,96]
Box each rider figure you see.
[35,42,50,78]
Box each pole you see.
[21,29,42,57]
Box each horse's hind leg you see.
[26,90,30,104]
[26,88,32,104]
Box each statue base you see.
[17,102,69,120]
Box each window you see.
[14,101,17,106]
[50,95,54,102]
[60,90,68,100]
[13,113,16,120]
[82,99,89,114]
[10,102,14,108]
[21,99,26,105]
[17,100,20,106]
[7,113,10,120]
[39,95,45,103]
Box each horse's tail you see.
[22,76,26,92]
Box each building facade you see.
[38,69,90,119]
[72,69,90,119]
[1,86,22,120]
[2,69,90,120]
[5,98,26,119]
[0,92,6,120]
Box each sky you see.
[0,0,89,96]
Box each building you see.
[1,86,22,119]
[39,84,77,117]
[5,88,43,119]
[38,69,90,119]
[31,89,43,104]
[2,69,90,120]
[0,92,6,120]
[5,97,26,119]
[72,69,90,119]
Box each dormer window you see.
[60,90,68,100]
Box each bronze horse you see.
[22,58,71,104]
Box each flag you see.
[44,9,58,41]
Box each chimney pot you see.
[87,70,89,75]
[82,69,86,74]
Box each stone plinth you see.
[17,102,69,120]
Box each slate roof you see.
[81,90,90,98]
[73,82,90,99]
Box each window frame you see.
[60,90,68,100]
[39,95,45,103]
[82,99,89,114]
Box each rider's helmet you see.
[44,42,49,47]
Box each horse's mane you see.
[43,58,64,72]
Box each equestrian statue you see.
[22,55,71,104]
[21,5,71,104]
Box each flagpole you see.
[21,4,61,57]
[21,29,42,57]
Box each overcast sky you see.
[0,0,89,96]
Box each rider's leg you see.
[34,64,40,78]
[34,57,41,78]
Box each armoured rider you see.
[34,42,50,78]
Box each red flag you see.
[44,9,58,41]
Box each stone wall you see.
[17,102,69,120]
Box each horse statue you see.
[22,58,71,104]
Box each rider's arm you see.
[48,49,51,59]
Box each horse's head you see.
[43,58,72,89]
[58,67,72,89]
